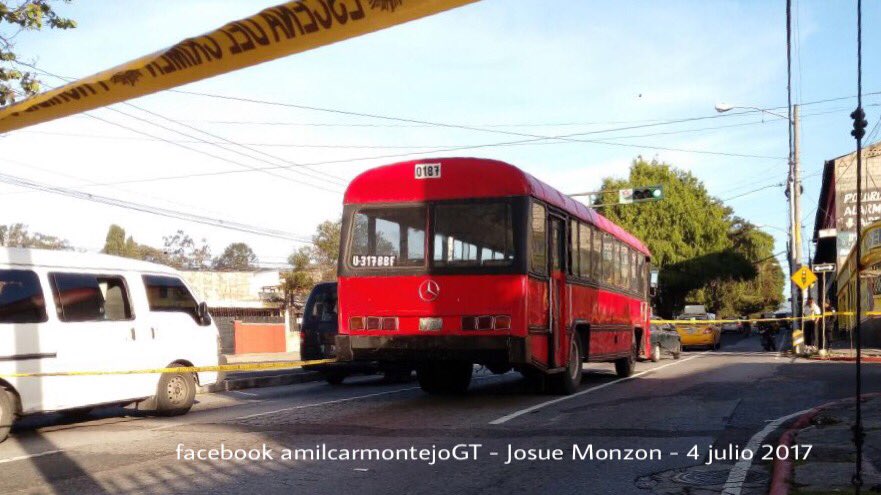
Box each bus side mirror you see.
[650,269,659,297]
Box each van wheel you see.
[417,362,472,395]
[615,335,637,377]
[550,336,583,395]
[651,343,661,363]
[0,389,14,444]
[155,370,196,417]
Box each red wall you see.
[233,321,286,354]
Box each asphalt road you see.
[2,333,878,495]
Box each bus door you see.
[548,215,567,369]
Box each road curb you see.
[808,356,881,363]
[768,392,881,495]
[198,370,323,394]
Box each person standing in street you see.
[805,296,822,349]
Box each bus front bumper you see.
[335,335,527,364]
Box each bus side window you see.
[612,240,621,287]
[592,227,602,282]
[630,250,638,292]
[602,233,614,286]
[569,219,578,277]
[620,245,630,290]
[530,203,547,276]
[579,223,591,280]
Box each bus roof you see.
[344,157,651,256]
[0,247,179,274]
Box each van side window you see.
[0,269,48,323]
[50,273,133,322]
[143,275,198,319]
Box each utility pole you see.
[789,104,803,351]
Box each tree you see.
[213,242,258,271]
[102,224,139,258]
[163,230,211,270]
[281,219,342,304]
[0,223,69,249]
[0,1,76,105]
[597,158,783,317]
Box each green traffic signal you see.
[632,186,663,202]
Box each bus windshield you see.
[346,200,517,271]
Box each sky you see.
[0,0,879,276]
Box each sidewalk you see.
[774,395,881,493]
[198,350,323,393]
[804,339,881,362]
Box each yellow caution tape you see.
[0,358,337,378]
[0,0,479,133]
[650,311,874,325]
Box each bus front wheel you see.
[416,361,472,395]
[550,335,583,395]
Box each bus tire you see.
[550,335,583,395]
[155,370,196,417]
[324,370,348,385]
[615,335,637,378]
[0,388,14,444]
[417,362,472,395]
[650,343,661,363]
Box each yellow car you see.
[674,314,722,350]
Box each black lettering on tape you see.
[261,10,293,42]
[242,19,271,47]
[348,0,366,20]
[312,0,334,29]
[329,0,350,24]
[293,3,319,35]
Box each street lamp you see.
[715,101,804,351]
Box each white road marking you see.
[234,387,423,420]
[489,352,708,425]
[0,449,64,465]
[231,391,258,397]
[721,408,810,495]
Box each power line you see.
[0,170,311,242]
[26,68,347,194]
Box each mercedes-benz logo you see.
[418,280,440,302]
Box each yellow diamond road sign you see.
[792,265,817,291]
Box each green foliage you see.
[0,1,76,105]
[102,224,140,258]
[282,219,341,299]
[212,242,258,271]
[162,230,211,270]
[0,222,69,249]
[599,158,784,318]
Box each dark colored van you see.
[300,282,410,384]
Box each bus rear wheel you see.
[417,361,473,395]
[615,335,637,378]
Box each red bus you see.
[335,158,652,395]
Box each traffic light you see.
[617,186,663,204]
[851,107,868,140]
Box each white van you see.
[0,248,220,443]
